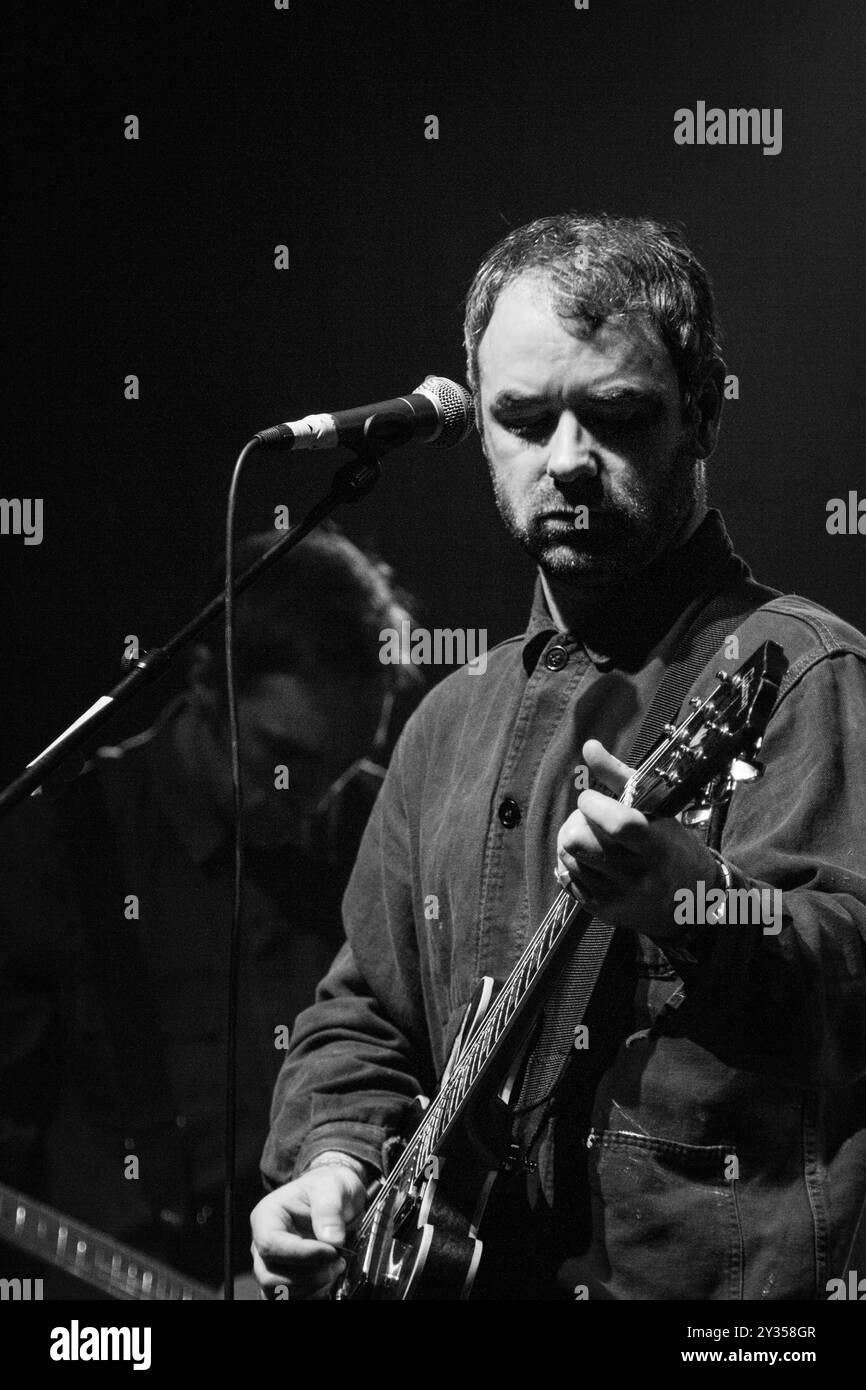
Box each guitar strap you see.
[57,765,192,1235]
[513,579,787,1188]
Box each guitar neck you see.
[406,889,588,1181]
[399,639,790,1183]
[0,1183,215,1300]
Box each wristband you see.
[305,1151,376,1185]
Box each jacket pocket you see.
[583,1128,744,1300]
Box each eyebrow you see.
[490,386,665,412]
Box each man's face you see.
[476,273,701,586]
[220,671,384,848]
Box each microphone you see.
[254,375,474,454]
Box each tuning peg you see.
[663,722,677,736]
[715,670,731,683]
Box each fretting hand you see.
[555,739,724,939]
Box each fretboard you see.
[406,888,586,1183]
[0,1183,215,1300]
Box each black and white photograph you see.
[1,0,864,1366]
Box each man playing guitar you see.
[251,214,866,1301]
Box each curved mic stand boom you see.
[0,440,387,820]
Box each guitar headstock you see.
[624,640,788,818]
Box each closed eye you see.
[500,403,660,444]
[506,414,557,442]
[581,403,662,433]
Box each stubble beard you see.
[489,437,702,587]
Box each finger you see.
[252,1237,345,1293]
[251,1211,346,1271]
[558,857,610,897]
[252,1245,297,1294]
[577,790,649,852]
[250,1182,346,1258]
[308,1179,362,1246]
[284,1260,346,1300]
[557,808,606,864]
[308,1272,344,1300]
[583,739,636,796]
[557,806,638,873]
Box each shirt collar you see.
[521,509,749,674]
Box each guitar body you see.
[336,1154,485,1300]
[337,977,523,1300]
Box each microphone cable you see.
[221,437,259,1298]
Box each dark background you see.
[2,0,864,784]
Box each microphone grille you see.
[415,375,475,448]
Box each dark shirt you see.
[0,704,383,1292]
[262,512,866,1300]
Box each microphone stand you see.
[0,440,385,820]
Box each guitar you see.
[335,640,788,1300]
[0,1181,216,1299]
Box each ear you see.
[687,359,726,460]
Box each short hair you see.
[197,524,419,694]
[463,213,723,403]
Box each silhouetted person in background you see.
[0,525,419,1297]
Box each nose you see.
[545,410,598,483]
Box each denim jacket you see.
[263,512,866,1300]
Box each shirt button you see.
[544,645,569,671]
[498,797,521,828]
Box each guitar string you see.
[350,697,711,1242]
[405,686,719,1149]
[352,774,665,1236]
[353,889,577,1239]
[349,682,739,1248]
